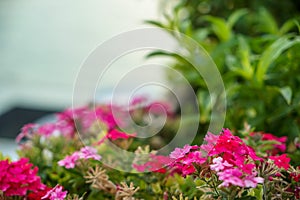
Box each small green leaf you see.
[203,16,231,41]
[279,19,299,35]
[257,8,278,34]
[279,86,292,105]
[255,35,300,85]
[227,9,248,29]
[144,20,166,29]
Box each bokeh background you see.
[0,0,162,158]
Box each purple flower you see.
[42,184,67,200]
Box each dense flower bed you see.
[0,98,300,199]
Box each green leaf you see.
[144,20,167,29]
[227,9,248,29]
[257,8,278,34]
[279,19,299,35]
[203,16,231,42]
[279,86,293,105]
[255,35,300,85]
[237,36,254,79]
[248,185,263,200]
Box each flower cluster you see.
[58,146,101,169]
[206,129,264,188]
[168,145,206,176]
[10,99,300,199]
[165,130,264,188]
[0,158,45,196]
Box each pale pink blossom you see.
[210,157,232,172]
[58,146,101,169]
[42,184,67,200]
[58,152,80,169]
[79,146,101,160]
[170,144,197,159]
[218,168,244,187]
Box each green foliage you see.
[148,1,300,142]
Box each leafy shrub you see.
[147,0,300,141]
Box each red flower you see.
[27,187,52,200]
[269,154,290,170]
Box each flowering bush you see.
[0,98,300,199]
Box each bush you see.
[147,0,300,141]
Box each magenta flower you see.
[168,145,205,176]
[42,185,67,200]
[269,154,290,170]
[106,129,136,141]
[0,158,45,196]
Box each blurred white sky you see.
[0,0,167,113]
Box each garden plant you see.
[1,1,300,199]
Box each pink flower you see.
[79,146,101,160]
[207,129,261,174]
[0,158,45,196]
[16,123,37,143]
[218,168,244,187]
[42,185,67,200]
[106,129,136,141]
[95,105,123,130]
[58,146,101,169]
[250,132,287,155]
[146,101,174,117]
[56,106,94,137]
[269,154,290,170]
[170,145,198,159]
[133,154,173,173]
[168,145,205,176]
[262,133,287,153]
[58,153,80,169]
[210,157,232,172]
[244,175,264,188]
[38,123,57,137]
